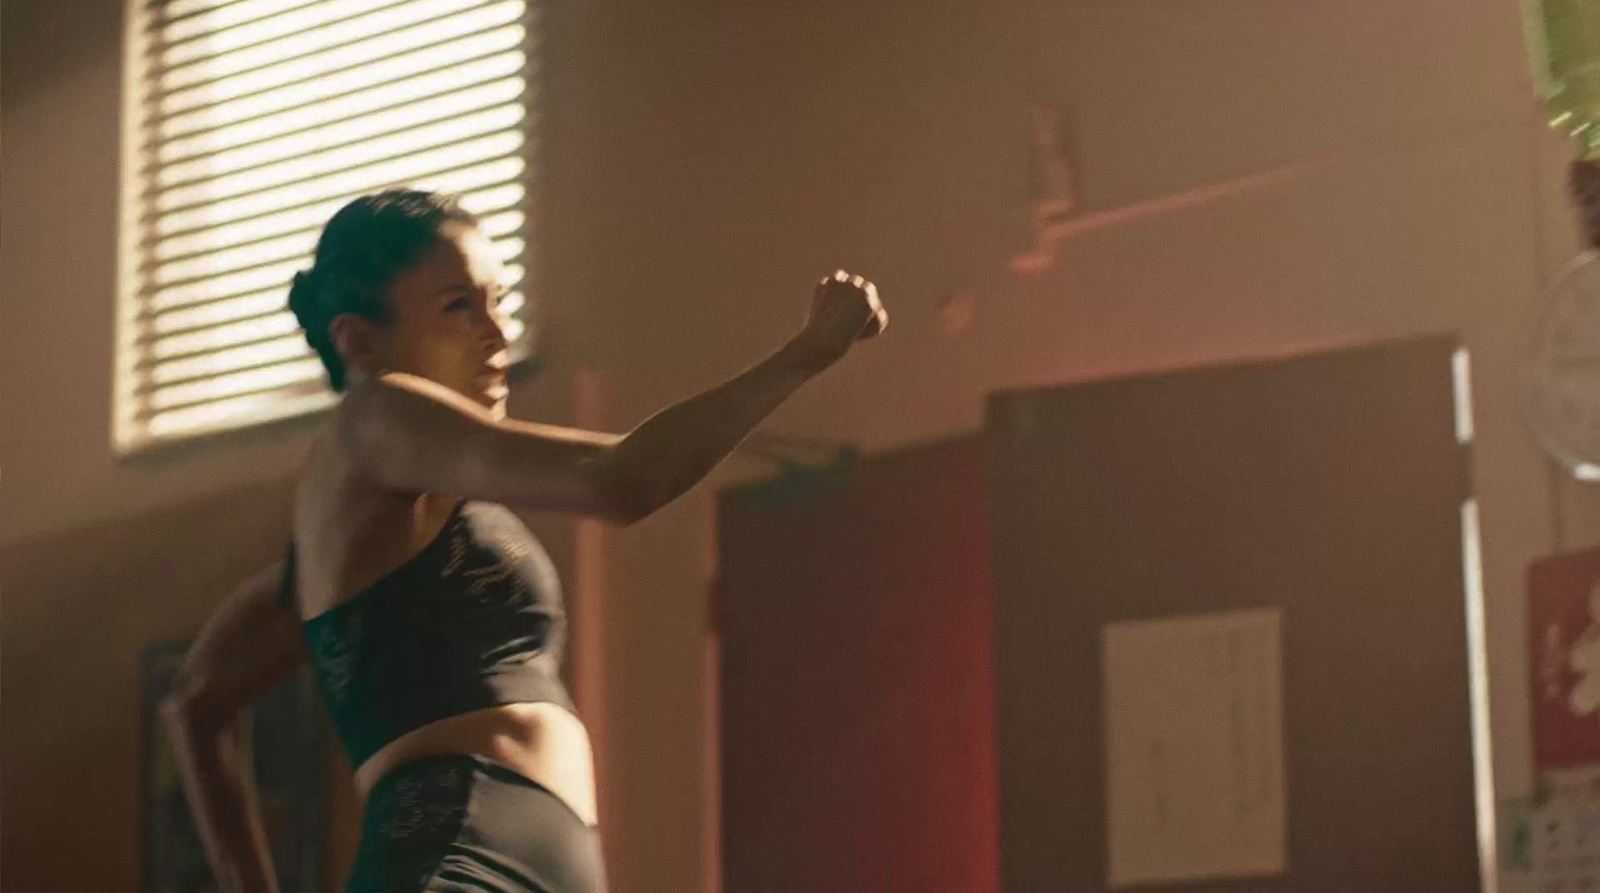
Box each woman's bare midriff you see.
[296,443,597,827]
[354,702,598,828]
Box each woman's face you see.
[367,220,513,416]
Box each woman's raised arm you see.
[336,272,887,524]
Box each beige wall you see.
[2,0,1591,890]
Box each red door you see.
[715,436,1002,893]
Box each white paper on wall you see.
[1103,607,1288,887]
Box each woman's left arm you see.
[338,272,886,524]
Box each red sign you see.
[1531,545,1600,769]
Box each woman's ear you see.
[329,312,387,378]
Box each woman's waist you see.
[356,702,598,826]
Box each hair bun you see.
[286,267,322,326]
[289,266,317,299]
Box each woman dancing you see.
[160,188,886,893]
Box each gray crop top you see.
[279,500,573,766]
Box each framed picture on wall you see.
[140,638,326,893]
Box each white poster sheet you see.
[1103,607,1287,887]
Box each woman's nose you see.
[479,303,511,349]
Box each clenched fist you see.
[792,270,887,369]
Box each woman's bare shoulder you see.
[288,424,424,605]
[320,375,631,519]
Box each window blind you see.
[118,0,537,451]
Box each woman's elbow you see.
[159,674,231,740]
[595,481,653,527]
[576,452,649,526]
[160,694,209,748]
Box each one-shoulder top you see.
[279,500,573,767]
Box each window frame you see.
[115,0,543,455]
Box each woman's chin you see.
[481,384,510,418]
[456,379,509,417]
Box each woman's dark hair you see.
[287,188,478,390]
